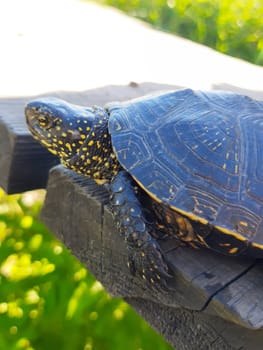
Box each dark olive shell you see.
[108,89,263,246]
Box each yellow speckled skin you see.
[25,98,120,183]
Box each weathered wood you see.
[207,260,263,329]
[0,83,176,193]
[41,165,263,350]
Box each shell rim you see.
[134,176,263,249]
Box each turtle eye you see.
[37,115,52,129]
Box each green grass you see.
[0,189,172,350]
[97,0,263,66]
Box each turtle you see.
[25,88,263,288]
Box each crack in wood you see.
[200,261,257,312]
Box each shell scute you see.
[108,88,263,242]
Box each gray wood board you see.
[41,166,263,337]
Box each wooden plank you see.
[162,244,255,310]
[0,83,176,193]
[207,261,263,329]
[41,165,263,349]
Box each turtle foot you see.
[127,238,172,289]
[110,171,173,290]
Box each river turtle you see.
[25,88,263,287]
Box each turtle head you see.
[25,97,119,182]
[25,97,101,159]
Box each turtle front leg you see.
[110,171,172,288]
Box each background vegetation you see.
[2,1,261,349]
[0,189,171,349]
[98,0,263,66]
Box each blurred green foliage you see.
[0,189,172,350]
[98,0,263,65]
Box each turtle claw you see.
[127,240,173,290]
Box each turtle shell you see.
[108,89,263,246]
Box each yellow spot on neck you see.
[94,178,108,185]
[88,140,94,146]
[41,139,52,147]
[48,148,58,155]
[65,143,72,152]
